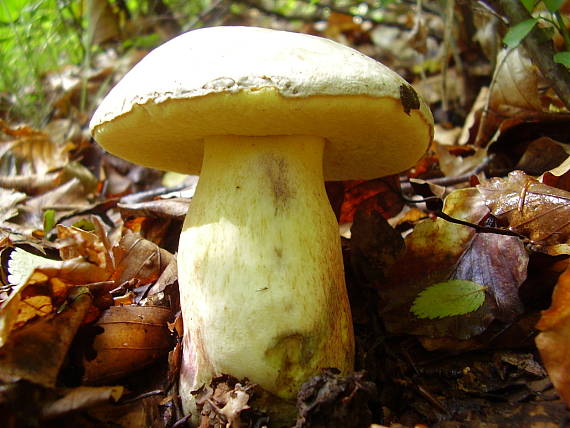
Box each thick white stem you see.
[178,135,354,418]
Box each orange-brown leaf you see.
[535,262,570,405]
[478,170,570,249]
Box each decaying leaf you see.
[193,375,255,428]
[490,48,544,113]
[478,170,570,254]
[337,176,404,224]
[453,232,527,323]
[535,262,570,406]
[0,290,92,387]
[112,230,174,287]
[295,369,376,428]
[380,187,528,339]
[0,119,69,176]
[0,189,26,224]
[41,385,124,419]
[350,209,405,284]
[82,305,173,384]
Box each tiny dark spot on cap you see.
[400,84,420,115]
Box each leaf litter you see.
[2,2,570,427]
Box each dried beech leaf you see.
[490,48,544,113]
[193,375,255,428]
[381,187,528,339]
[337,176,403,224]
[0,119,69,176]
[535,263,570,405]
[41,385,124,419]
[82,305,172,384]
[112,230,174,286]
[0,189,26,224]
[56,222,113,268]
[295,369,376,428]
[453,232,527,323]
[478,170,570,250]
[0,291,91,387]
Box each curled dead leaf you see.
[535,262,570,406]
[478,170,570,253]
[82,305,173,384]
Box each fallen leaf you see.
[0,290,91,387]
[111,230,174,286]
[295,369,376,428]
[411,280,486,319]
[350,209,405,284]
[82,305,172,384]
[535,262,570,405]
[41,385,124,419]
[490,48,544,113]
[478,170,570,252]
[193,375,255,428]
[381,187,528,339]
[338,176,404,224]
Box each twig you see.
[441,0,455,115]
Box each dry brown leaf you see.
[535,262,570,405]
[112,230,174,286]
[380,188,488,339]
[41,385,124,419]
[0,290,92,387]
[490,48,544,113]
[0,119,69,176]
[0,189,26,224]
[478,170,570,252]
[85,0,121,45]
[82,305,172,384]
[56,222,113,268]
[193,375,256,428]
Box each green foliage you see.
[0,0,84,123]
[411,280,486,320]
[43,209,56,235]
[504,18,538,48]
[554,50,570,66]
[520,0,536,13]
[506,1,570,70]
[544,0,565,12]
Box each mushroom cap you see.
[90,26,433,181]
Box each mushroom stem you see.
[178,135,354,417]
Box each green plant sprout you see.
[505,0,570,67]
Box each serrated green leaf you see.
[554,51,570,67]
[411,280,486,319]
[504,18,538,48]
[544,0,564,12]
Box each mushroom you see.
[90,26,433,422]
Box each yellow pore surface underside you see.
[92,88,432,181]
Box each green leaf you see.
[411,280,486,319]
[544,0,564,12]
[504,18,538,48]
[554,51,570,67]
[72,218,96,232]
[43,209,56,235]
[520,0,536,13]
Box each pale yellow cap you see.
[90,26,433,180]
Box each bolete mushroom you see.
[90,26,433,422]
